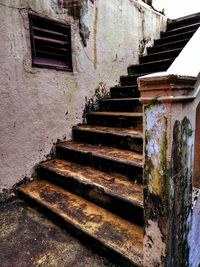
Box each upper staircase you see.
[19,13,200,266]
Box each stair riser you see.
[56,146,143,182]
[127,60,173,75]
[139,49,181,64]
[73,129,143,153]
[147,40,188,54]
[161,23,200,38]
[120,77,138,87]
[99,100,142,112]
[154,30,196,46]
[19,191,137,267]
[37,167,144,226]
[110,87,140,98]
[86,114,143,130]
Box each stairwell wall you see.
[0,0,166,192]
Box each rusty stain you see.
[93,6,98,69]
[96,222,126,245]
[58,141,143,167]
[40,159,144,206]
[74,124,143,138]
[0,199,111,267]
[19,180,143,266]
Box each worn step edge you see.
[147,39,189,55]
[86,112,143,118]
[19,180,143,266]
[140,48,182,59]
[129,58,174,68]
[150,38,189,50]
[120,73,149,80]
[73,125,143,139]
[39,159,144,208]
[100,97,140,102]
[110,85,138,90]
[57,141,144,168]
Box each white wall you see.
[0,0,166,191]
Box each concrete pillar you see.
[137,74,197,267]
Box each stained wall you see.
[0,0,166,191]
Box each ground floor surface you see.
[0,198,113,267]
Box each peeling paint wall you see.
[0,0,166,191]
[144,102,194,266]
[189,188,200,267]
[139,74,200,266]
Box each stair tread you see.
[57,141,143,167]
[100,97,140,101]
[19,180,143,266]
[131,58,174,67]
[74,125,143,139]
[110,85,138,89]
[152,38,189,49]
[142,47,182,57]
[121,73,149,79]
[40,159,144,207]
[87,112,143,117]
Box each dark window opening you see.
[29,14,73,71]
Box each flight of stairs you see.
[19,13,200,267]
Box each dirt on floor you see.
[0,198,113,267]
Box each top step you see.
[167,12,200,31]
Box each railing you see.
[137,27,200,267]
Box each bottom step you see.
[19,180,143,266]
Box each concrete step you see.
[38,159,144,224]
[19,180,143,266]
[147,39,189,55]
[73,124,143,152]
[154,29,196,46]
[161,22,200,38]
[128,58,174,75]
[120,73,150,87]
[167,12,200,31]
[56,141,143,182]
[99,98,142,112]
[139,48,182,64]
[110,85,140,98]
[86,111,143,129]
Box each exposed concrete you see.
[0,0,167,191]
[138,74,198,266]
[0,198,112,267]
[189,188,200,267]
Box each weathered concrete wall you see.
[138,74,198,266]
[189,188,200,267]
[0,0,166,191]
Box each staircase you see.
[19,13,200,267]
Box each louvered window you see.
[29,14,73,71]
